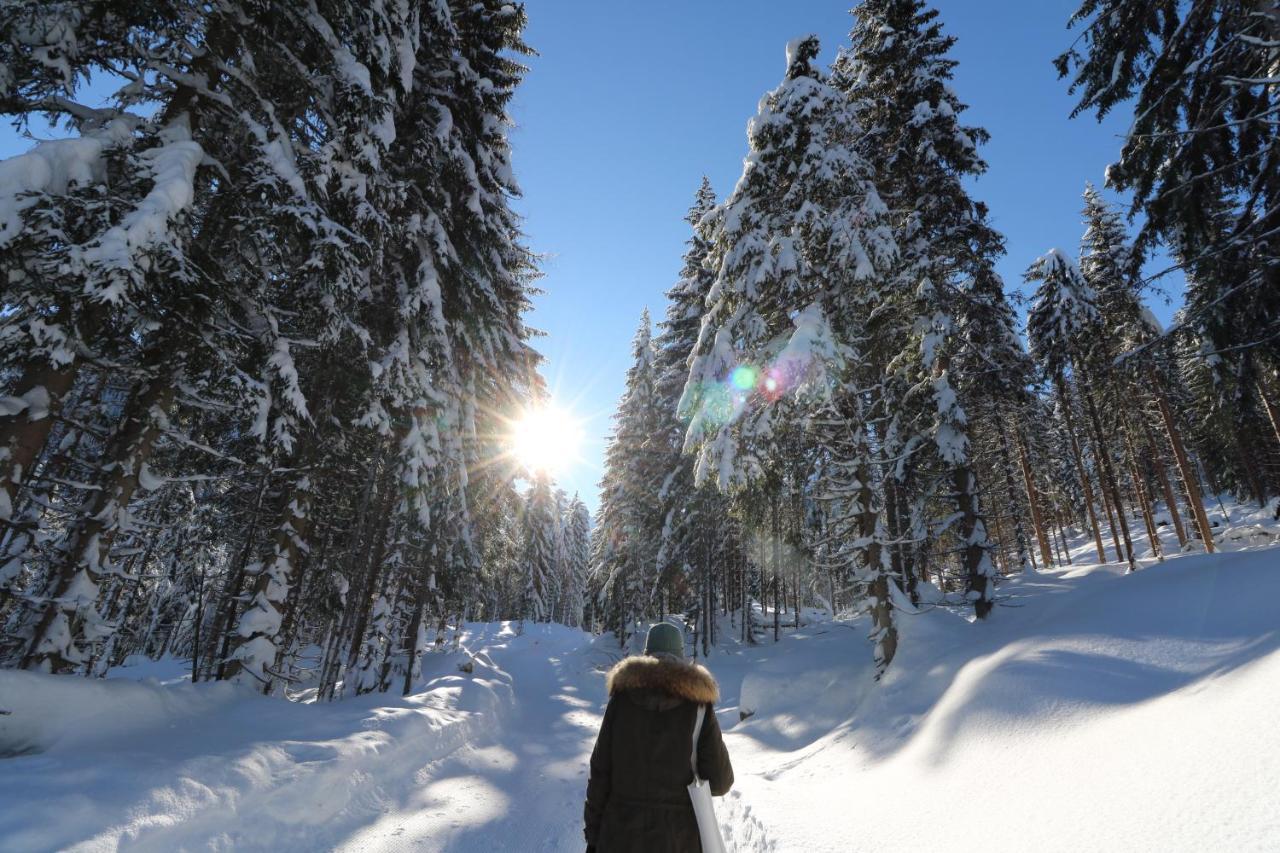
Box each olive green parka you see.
[583,654,734,852]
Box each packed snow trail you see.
[337,624,611,851]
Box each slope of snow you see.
[2,537,1278,852]
[713,546,1280,853]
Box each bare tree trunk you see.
[990,509,1010,574]
[209,468,273,680]
[1016,430,1054,569]
[1082,381,1137,569]
[222,468,314,687]
[1141,416,1188,548]
[401,597,425,697]
[1235,430,1268,507]
[883,477,911,598]
[1150,379,1215,553]
[1258,377,1280,451]
[1054,379,1108,563]
[1120,414,1162,563]
[856,451,896,671]
[956,466,994,619]
[341,471,399,683]
[1055,514,1073,565]
[770,495,780,644]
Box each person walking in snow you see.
[583,622,734,852]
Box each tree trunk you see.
[956,466,994,619]
[1258,376,1280,451]
[771,495,780,644]
[883,477,912,599]
[222,469,315,687]
[1141,416,1188,548]
[1150,379,1215,553]
[1054,379,1108,563]
[1015,430,1054,570]
[990,509,1010,575]
[1120,413,1162,564]
[1082,381,1137,569]
[857,452,896,672]
[341,475,399,683]
[401,597,425,697]
[1055,515,1073,565]
[21,372,176,672]
[209,468,274,680]
[1,360,82,532]
[994,417,1032,573]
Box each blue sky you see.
[0,2,1182,511]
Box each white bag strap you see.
[690,703,706,782]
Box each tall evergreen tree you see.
[521,473,559,625]
[836,0,1001,615]
[1056,0,1280,359]
[561,495,591,629]
[682,36,899,668]
[593,311,663,646]
[651,178,732,616]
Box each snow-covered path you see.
[337,625,610,852]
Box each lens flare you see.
[730,365,758,391]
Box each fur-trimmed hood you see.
[605,655,719,704]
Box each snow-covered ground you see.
[2,502,1278,852]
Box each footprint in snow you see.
[717,789,777,852]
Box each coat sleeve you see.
[584,696,616,847]
[696,702,734,796]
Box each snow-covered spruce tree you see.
[1025,249,1140,570]
[521,472,560,626]
[836,0,1002,612]
[1077,185,1216,554]
[681,36,899,669]
[1,0,409,673]
[650,178,736,629]
[949,263,1044,574]
[1057,0,1280,368]
[1,1,542,691]
[593,311,664,647]
[231,0,540,692]
[561,495,591,628]
[1059,1,1280,506]
[212,0,418,689]
[1076,193,1165,558]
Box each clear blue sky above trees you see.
[0,1,1184,510]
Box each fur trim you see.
[606,655,719,704]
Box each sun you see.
[509,404,584,477]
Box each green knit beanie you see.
[644,622,685,658]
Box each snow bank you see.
[0,629,521,852]
[0,669,239,758]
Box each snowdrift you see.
[711,547,1280,852]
